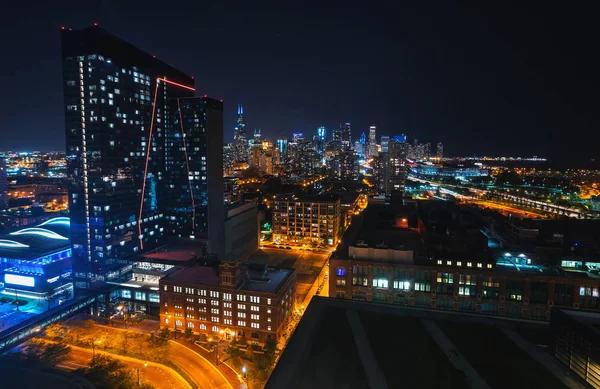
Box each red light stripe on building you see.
[158,77,195,91]
[138,81,160,250]
[177,98,196,225]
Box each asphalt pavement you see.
[60,345,189,389]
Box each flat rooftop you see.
[239,268,292,293]
[142,241,205,263]
[162,265,220,286]
[267,297,567,389]
[162,264,293,294]
[347,203,420,250]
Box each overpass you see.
[0,296,95,352]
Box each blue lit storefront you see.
[0,217,73,299]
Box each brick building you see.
[160,260,296,344]
[330,202,600,321]
[272,193,341,246]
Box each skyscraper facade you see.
[165,97,224,253]
[386,138,408,194]
[436,142,444,158]
[367,125,378,157]
[380,136,390,153]
[0,157,7,210]
[233,104,248,162]
[342,122,352,147]
[62,26,195,290]
[315,126,326,155]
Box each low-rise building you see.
[272,193,341,246]
[160,260,296,344]
[330,202,600,321]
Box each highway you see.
[464,200,546,219]
[60,345,190,389]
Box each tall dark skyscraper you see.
[341,122,352,150]
[62,26,196,290]
[165,97,224,256]
[0,157,7,210]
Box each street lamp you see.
[92,340,101,359]
[137,362,148,386]
[242,366,247,379]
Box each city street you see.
[60,345,190,389]
[83,319,237,389]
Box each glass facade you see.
[62,26,195,289]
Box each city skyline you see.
[0,4,598,165]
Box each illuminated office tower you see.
[332,125,342,143]
[165,97,224,259]
[315,126,326,155]
[386,138,408,194]
[380,136,390,153]
[342,122,352,148]
[367,125,378,157]
[233,104,248,162]
[62,25,194,289]
[276,138,288,163]
[0,157,7,210]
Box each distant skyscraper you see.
[316,126,326,155]
[380,136,390,153]
[393,134,407,143]
[276,138,288,162]
[342,122,352,145]
[436,142,444,158]
[0,157,7,210]
[62,26,196,289]
[367,125,378,157]
[223,143,234,175]
[333,124,342,143]
[355,132,367,156]
[165,97,224,258]
[233,104,248,162]
[292,133,304,142]
[386,139,407,194]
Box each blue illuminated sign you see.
[5,274,35,287]
[10,228,68,240]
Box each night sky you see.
[0,2,598,165]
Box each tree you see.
[153,327,171,344]
[184,327,193,339]
[224,339,242,360]
[22,338,71,368]
[45,323,67,341]
[76,354,137,389]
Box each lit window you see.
[251,314,259,320]
[238,304,246,310]
[457,262,462,267]
[198,289,206,296]
[251,323,260,329]
[251,306,259,312]
[267,326,272,331]
[187,322,194,328]
[238,321,246,327]
[487,264,492,269]
[238,312,246,318]
[467,262,472,267]
[336,268,346,276]
[210,291,219,298]
[446,261,452,266]
[477,263,482,268]
[250,296,260,304]
[373,278,388,288]
[437,260,442,265]
[200,324,206,330]
[212,326,219,332]
[267,298,271,305]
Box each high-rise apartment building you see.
[233,104,248,162]
[272,194,341,246]
[165,97,224,258]
[342,122,352,147]
[436,142,444,158]
[62,26,224,290]
[386,138,408,194]
[0,157,7,210]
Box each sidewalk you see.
[502,328,586,389]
